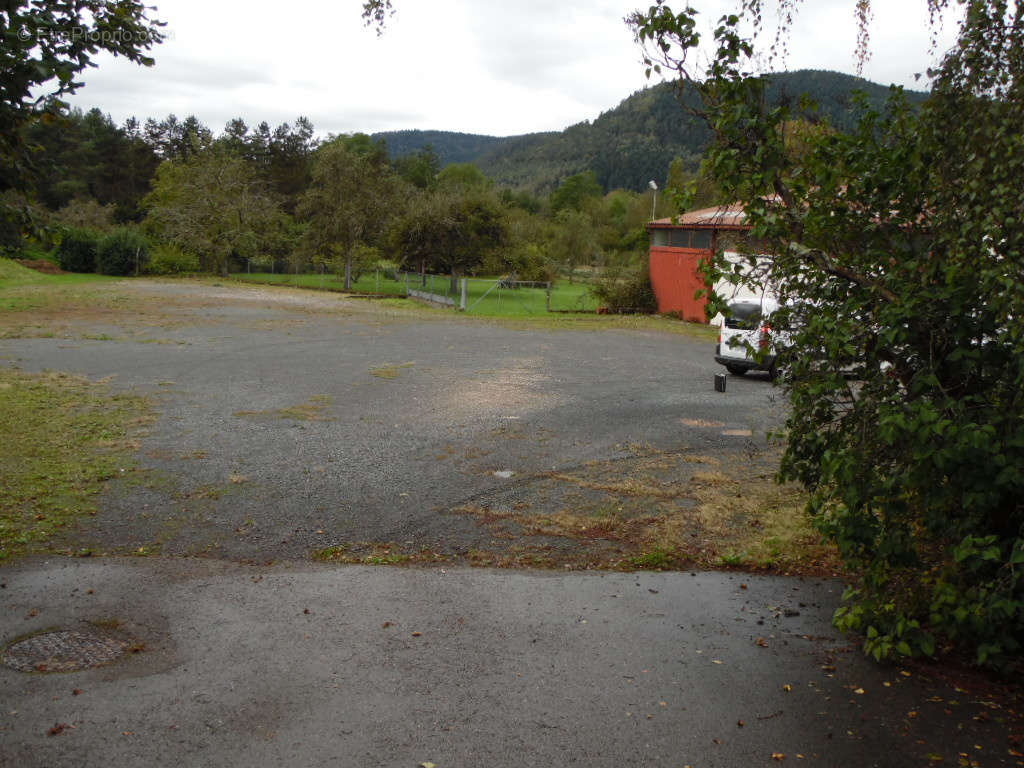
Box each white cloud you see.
[65,0,961,137]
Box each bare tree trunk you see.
[420,258,426,287]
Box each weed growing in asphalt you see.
[234,395,334,422]
[370,362,415,379]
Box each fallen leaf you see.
[712,659,723,665]
[854,688,865,695]
[419,763,436,768]
[381,621,392,629]
[411,631,422,637]
[48,723,69,737]
[72,689,83,696]
[740,583,748,589]
[772,752,786,761]
[783,684,793,692]
[737,720,746,727]
[757,637,769,647]
[303,608,311,615]
[121,731,134,736]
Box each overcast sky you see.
[67,0,961,138]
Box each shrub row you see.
[55,227,160,276]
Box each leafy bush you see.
[350,244,382,283]
[56,228,99,273]
[590,260,657,313]
[631,0,1024,671]
[146,243,200,275]
[96,228,149,276]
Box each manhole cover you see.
[3,630,127,673]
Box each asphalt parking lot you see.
[2,280,1018,767]
[1,280,785,562]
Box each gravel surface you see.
[1,279,784,561]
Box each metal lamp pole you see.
[648,180,658,220]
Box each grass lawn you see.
[0,259,120,315]
[230,271,600,315]
[0,368,151,560]
[0,257,111,287]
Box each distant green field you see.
[229,270,407,296]
[230,271,600,315]
[460,278,598,315]
[0,259,111,290]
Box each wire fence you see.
[397,275,598,315]
[230,266,601,314]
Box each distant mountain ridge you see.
[370,130,514,166]
[372,70,928,194]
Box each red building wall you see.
[648,246,712,322]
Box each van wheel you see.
[725,364,747,376]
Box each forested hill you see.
[368,130,526,166]
[373,69,928,194]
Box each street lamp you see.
[648,180,658,221]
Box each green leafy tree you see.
[665,155,721,212]
[23,108,159,220]
[550,171,603,213]
[550,208,602,281]
[144,145,283,276]
[631,0,1024,670]
[436,162,491,193]
[393,145,440,190]
[55,197,116,233]
[389,188,508,286]
[298,137,402,289]
[1,0,163,244]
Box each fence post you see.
[546,281,552,312]
[460,279,467,311]
[405,271,410,296]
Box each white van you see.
[714,297,781,379]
